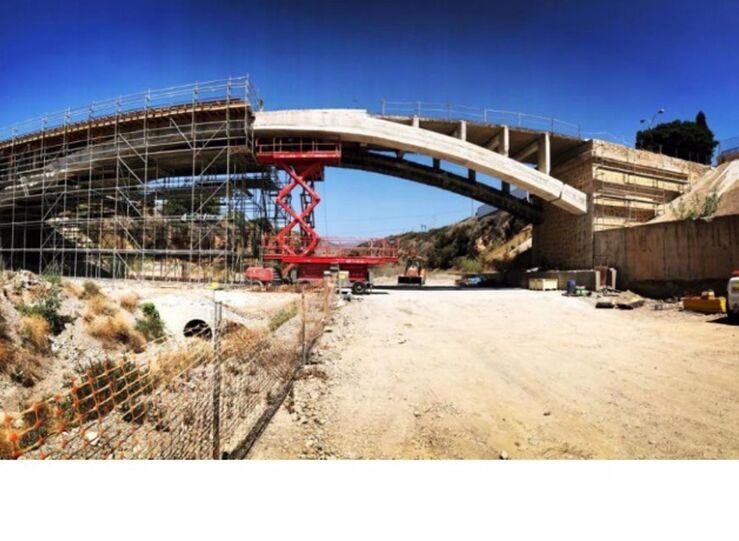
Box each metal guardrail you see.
[718,136,739,162]
[379,100,583,138]
[0,76,261,143]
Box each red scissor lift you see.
[254,137,398,294]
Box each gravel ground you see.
[250,282,739,459]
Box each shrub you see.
[81,280,101,299]
[673,190,723,220]
[701,190,722,217]
[84,294,117,320]
[41,266,62,287]
[457,257,484,274]
[269,302,298,332]
[427,226,473,269]
[17,284,70,335]
[8,350,43,387]
[119,291,139,312]
[135,303,165,341]
[88,313,146,353]
[20,316,50,353]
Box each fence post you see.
[301,289,307,364]
[211,300,223,459]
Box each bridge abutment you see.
[532,140,710,270]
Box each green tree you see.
[636,111,718,165]
[427,227,473,269]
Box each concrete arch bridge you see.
[5,78,670,283]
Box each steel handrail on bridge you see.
[255,137,342,158]
[718,136,739,163]
[378,100,582,138]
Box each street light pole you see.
[640,108,666,128]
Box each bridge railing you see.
[378,100,582,138]
[718,136,739,163]
[0,75,261,144]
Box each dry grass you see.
[295,365,328,381]
[10,350,43,387]
[119,291,139,312]
[84,294,117,321]
[0,427,14,459]
[20,315,50,353]
[0,338,15,373]
[149,340,211,386]
[268,302,298,332]
[62,281,83,298]
[222,324,268,352]
[88,313,146,353]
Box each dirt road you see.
[250,285,739,459]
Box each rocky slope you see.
[384,209,531,272]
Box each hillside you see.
[386,210,531,273]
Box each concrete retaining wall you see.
[593,215,739,297]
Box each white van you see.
[728,273,739,322]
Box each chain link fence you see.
[1,283,334,459]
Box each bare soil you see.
[250,281,739,459]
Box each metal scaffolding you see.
[0,76,280,283]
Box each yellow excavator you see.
[397,257,426,286]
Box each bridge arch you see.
[0,81,588,281]
[252,109,587,215]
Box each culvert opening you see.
[183,319,212,340]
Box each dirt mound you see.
[652,160,739,222]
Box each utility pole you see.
[211,300,223,459]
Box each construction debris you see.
[683,291,727,314]
[593,289,645,310]
[617,296,645,310]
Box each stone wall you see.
[532,147,594,269]
[593,214,739,297]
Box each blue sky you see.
[2,0,738,237]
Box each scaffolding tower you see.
[0,77,278,283]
